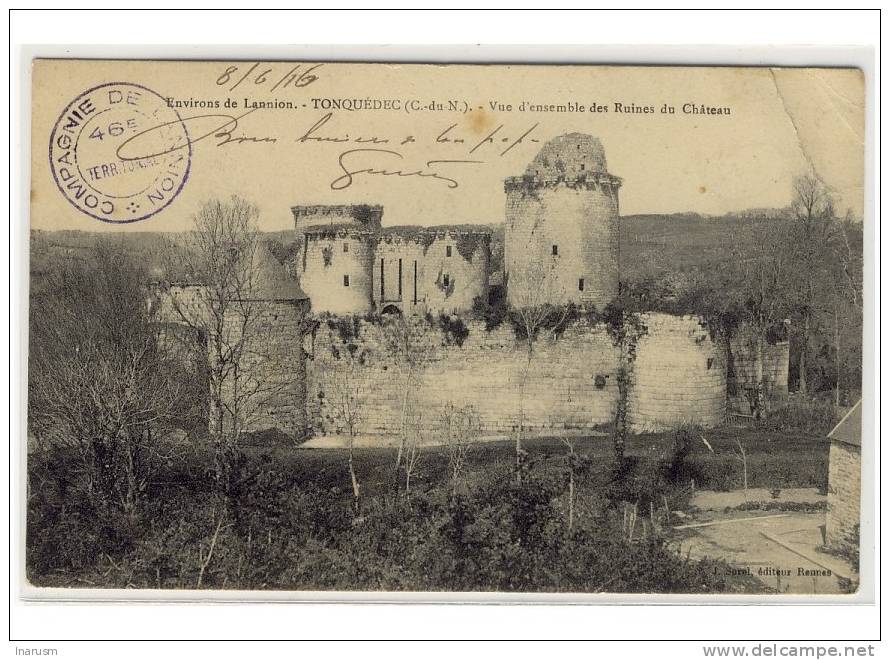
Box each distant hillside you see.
[619,211,785,281]
[30,210,792,288]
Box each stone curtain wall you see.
[826,441,861,551]
[153,285,786,440]
[629,314,728,432]
[373,233,490,315]
[372,236,428,314]
[307,313,729,437]
[504,181,620,309]
[307,319,620,436]
[416,234,489,315]
[727,328,790,415]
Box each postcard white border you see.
[8,9,881,645]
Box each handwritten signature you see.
[329,149,482,190]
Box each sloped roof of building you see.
[148,239,306,301]
[251,240,307,300]
[828,400,861,447]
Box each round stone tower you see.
[292,204,382,315]
[504,133,621,309]
[627,313,727,432]
[219,241,310,438]
[301,226,376,315]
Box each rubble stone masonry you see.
[827,440,861,552]
[727,329,790,415]
[629,314,727,432]
[307,313,733,437]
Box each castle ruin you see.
[505,133,621,308]
[157,133,790,440]
[294,204,490,316]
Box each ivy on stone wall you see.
[435,314,470,347]
[320,310,470,354]
[454,233,485,262]
[350,204,379,226]
[435,270,456,298]
[378,228,438,253]
[600,304,648,362]
[504,173,619,199]
[324,314,363,345]
[597,301,647,465]
[471,293,509,331]
[613,278,789,345]
[379,226,489,261]
[613,366,630,461]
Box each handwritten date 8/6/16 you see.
[216,62,323,94]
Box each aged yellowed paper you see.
[28,60,864,595]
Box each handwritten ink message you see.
[114,63,734,192]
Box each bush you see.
[27,445,760,593]
[763,394,839,436]
[605,428,703,512]
[730,500,827,513]
[471,292,509,332]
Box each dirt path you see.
[299,428,608,449]
[677,490,857,594]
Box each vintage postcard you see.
[27,59,866,596]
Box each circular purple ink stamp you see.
[48,82,192,224]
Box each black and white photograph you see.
[18,51,873,607]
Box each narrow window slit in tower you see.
[343,274,350,287]
[578,278,585,292]
[552,244,558,256]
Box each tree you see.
[163,196,267,497]
[29,240,184,524]
[718,219,796,418]
[439,403,480,496]
[507,257,572,481]
[380,315,430,476]
[827,215,864,405]
[834,212,864,312]
[402,410,424,499]
[321,339,368,511]
[557,434,584,531]
[788,175,840,394]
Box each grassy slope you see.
[230,425,827,507]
